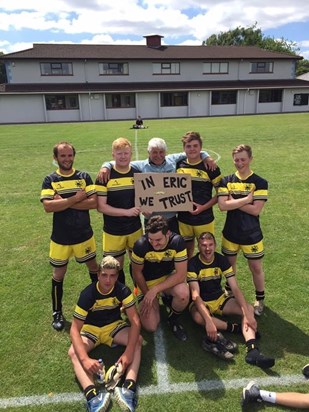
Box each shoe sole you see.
[242,381,259,405]
[202,342,234,360]
[114,392,133,412]
[302,364,309,378]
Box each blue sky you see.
[1,0,308,59]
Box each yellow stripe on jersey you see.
[73,305,89,321]
[143,248,187,264]
[187,266,234,282]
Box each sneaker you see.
[52,311,65,331]
[114,387,137,412]
[302,364,309,378]
[202,336,234,360]
[168,318,188,342]
[254,300,264,316]
[245,348,275,369]
[242,381,262,405]
[87,392,111,412]
[217,332,237,353]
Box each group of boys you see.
[41,133,274,412]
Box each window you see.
[105,93,135,108]
[153,62,180,75]
[41,62,73,76]
[161,92,188,106]
[259,89,282,103]
[45,94,79,110]
[250,62,274,73]
[99,63,129,75]
[293,94,309,106]
[203,62,229,74]
[211,91,237,105]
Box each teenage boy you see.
[177,131,222,258]
[68,256,142,412]
[188,232,275,368]
[217,144,268,316]
[96,138,142,285]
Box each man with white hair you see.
[97,137,216,234]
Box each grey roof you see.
[2,79,309,94]
[1,43,302,61]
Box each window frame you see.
[99,62,129,75]
[258,89,283,103]
[160,92,188,107]
[293,93,309,106]
[40,62,73,76]
[153,62,180,75]
[250,61,274,74]
[45,94,79,110]
[203,62,229,74]
[211,90,237,105]
[105,93,136,108]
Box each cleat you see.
[105,363,124,391]
[303,364,309,378]
[217,332,237,353]
[245,349,275,369]
[114,386,137,412]
[52,311,65,331]
[202,336,234,360]
[168,318,187,342]
[242,381,262,405]
[86,391,111,412]
[253,300,264,316]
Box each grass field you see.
[0,113,308,412]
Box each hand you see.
[142,211,152,218]
[243,313,257,333]
[190,202,203,215]
[246,190,254,204]
[82,357,101,374]
[96,167,110,184]
[75,189,87,202]
[126,207,141,217]
[204,157,217,171]
[118,351,132,370]
[140,289,157,317]
[205,321,218,342]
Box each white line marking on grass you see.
[207,149,221,162]
[1,375,307,408]
[154,326,170,391]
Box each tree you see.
[203,23,307,76]
[0,51,7,84]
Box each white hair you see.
[147,138,167,152]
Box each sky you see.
[0,0,309,59]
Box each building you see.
[0,34,308,124]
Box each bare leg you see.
[68,337,95,390]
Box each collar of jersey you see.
[235,170,254,181]
[56,168,75,177]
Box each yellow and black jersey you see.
[218,172,268,244]
[176,159,222,225]
[131,232,187,282]
[187,252,234,301]
[95,166,141,235]
[73,281,135,327]
[40,169,95,245]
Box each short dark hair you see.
[145,215,169,235]
[53,141,76,157]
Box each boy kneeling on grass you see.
[68,256,143,412]
[187,232,275,368]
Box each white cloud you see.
[0,0,309,56]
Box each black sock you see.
[84,385,97,401]
[89,271,98,282]
[118,269,125,285]
[123,379,136,392]
[51,278,63,313]
[226,322,242,334]
[245,339,257,353]
[255,290,265,301]
[168,307,182,322]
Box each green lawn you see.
[0,113,308,411]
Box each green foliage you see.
[0,51,7,83]
[203,22,308,76]
[0,114,308,411]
